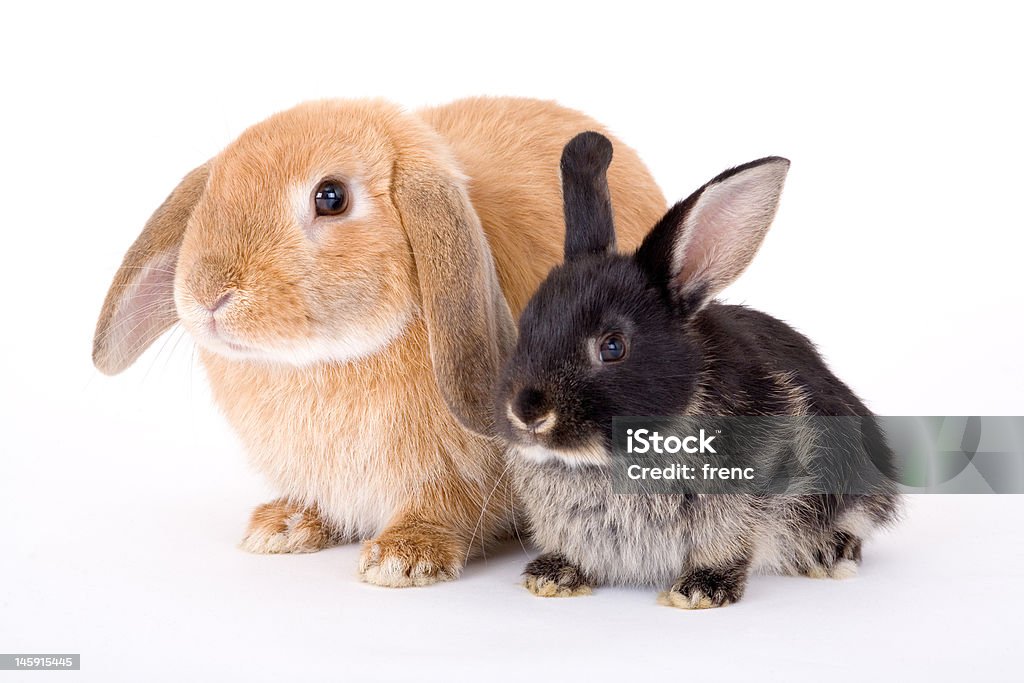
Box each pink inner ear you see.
[99,250,179,372]
[675,165,785,300]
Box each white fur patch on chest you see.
[513,442,612,468]
[234,380,407,541]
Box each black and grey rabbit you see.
[494,132,900,608]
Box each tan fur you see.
[93,97,666,586]
[93,164,209,372]
[420,98,665,314]
[241,498,340,554]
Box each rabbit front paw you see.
[523,553,593,597]
[359,528,462,587]
[661,567,747,609]
[240,499,339,554]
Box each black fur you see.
[669,558,750,608]
[523,552,591,592]
[495,144,899,504]
[561,132,617,260]
[497,252,702,451]
[496,133,900,604]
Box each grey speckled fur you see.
[514,454,893,587]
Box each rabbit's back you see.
[693,304,873,417]
[420,97,666,315]
[691,304,902,541]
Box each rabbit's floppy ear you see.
[560,132,617,261]
[93,164,209,375]
[635,157,789,312]
[391,154,516,437]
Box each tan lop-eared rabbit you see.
[93,97,666,586]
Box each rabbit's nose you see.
[524,412,555,434]
[509,388,557,434]
[206,291,234,314]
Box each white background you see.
[2,1,1022,681]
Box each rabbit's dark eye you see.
[598,334,627,363]
[314,180,349,216]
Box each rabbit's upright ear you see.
[93,164,209,375]
[635,157,790,312]
[560,132,617,261]
[391,155,516,437]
